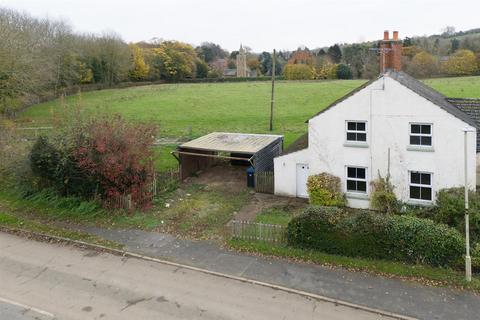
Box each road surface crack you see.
[120,296,152,311]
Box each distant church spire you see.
[236,43,247,77]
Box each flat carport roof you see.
[177,132,283,154]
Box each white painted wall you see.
[274,75,477,208]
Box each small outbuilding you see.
[172,132,283,186]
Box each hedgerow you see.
[287,206,464,267]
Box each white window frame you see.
[345,166,368,194]
[409,123,432,147]
[345,121,367,143]
[409,171,433,202]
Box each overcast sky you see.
[1,0,479,52]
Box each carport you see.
[172,132,283,184]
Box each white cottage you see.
[274,71,478,208]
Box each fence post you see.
[127,194,132,211]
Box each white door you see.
[296,163,309,198]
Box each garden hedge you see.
[287,206,465,266]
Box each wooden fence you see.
[231,220,285,244]
[255,171,274,194]
[102,168,180,210]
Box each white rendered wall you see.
[274,76,477,208]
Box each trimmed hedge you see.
[287,206,465,266]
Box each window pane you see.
[357,122,366,131]
[357,181,367,192]
[347,132,356,141]
[411,124,421,134]
[347,167,356,178]
[356,168,366,179]
[421,136,432,146]
[421,187,432,200]
[410,135,420,145]
[347,180,356,191]
[411,172,420,184]
[410,186,421,199]
[347,122,356,130]
[420,173,431,185]
[357,133,367,141]
[421,125,431,134]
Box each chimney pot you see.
[383,30,389,40]
[393,31,399,41]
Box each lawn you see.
[17,76,480,172]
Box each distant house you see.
[274,31,480,208]
[223,69,237,77]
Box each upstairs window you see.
[346,121,367,142]
[346,167,367,193]
[410,123,432,146]
[409,171,432,201]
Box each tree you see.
[450,38,460,53]
[442,49,478,76]
[408,51,438,77]
[317,63,338,79]
[283,64,315,80]
[196,42,227,63]
[288,50,313,65]
[247,58,260,75]
[152,41,197,80]
[195,59,209,78]
[336,64,352,79]
[129,44,149,81]
[327,44,342,63]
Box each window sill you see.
[406,145,434,152]
[344,142,369,148]
[346,192,369,200]
[406,199,433,206]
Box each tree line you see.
[2,7,480,116]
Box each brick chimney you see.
[379,30,402,73]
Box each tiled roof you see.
[447,98,480,152]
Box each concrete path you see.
[81,227,480,320]
[0,232,391,320]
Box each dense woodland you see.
[1,7,480,115]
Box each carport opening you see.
[171,132,283,190]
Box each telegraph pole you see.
[269,49,276,131]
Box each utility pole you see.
[464,127,474,282]
[269,49,276,131]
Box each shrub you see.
[287,206,465,266]
[28,115,157,209]
[307,173,346,207]
[434,188,480,243]
[370,173,397,214]
[74,115,157,207]
[283,64,315,80]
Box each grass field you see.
[18,76,480,171]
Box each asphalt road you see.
[0,232,396,320]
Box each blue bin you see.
[246,166,255,188]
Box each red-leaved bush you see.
[74,115,157,209]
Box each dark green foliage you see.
[30,136,60,182]
[287,206,465,266]
[29,136,97,198]
[327,44,342,63]
[195,60,209,78]
[336,64,353,79]
[406,188,480,244]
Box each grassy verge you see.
[228,239,480,292]
[254,207,297,226]
[0,211,123,249]
[0,181,250,241]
